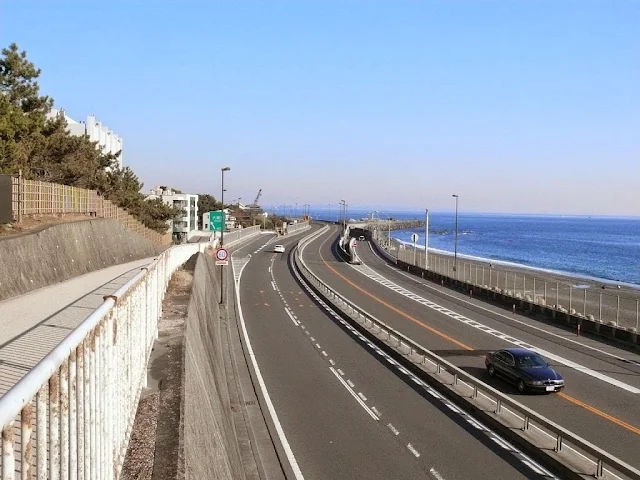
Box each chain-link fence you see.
[388,239,639,330]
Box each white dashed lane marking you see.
[350,263,640,395]
[292,233,559,478]
[407,443,421,458]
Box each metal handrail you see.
[294,225,640,480]
[0,241,210,479]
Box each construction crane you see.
[253,189,262,206]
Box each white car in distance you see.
[274,244,285,253]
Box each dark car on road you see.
[485,348,564,393]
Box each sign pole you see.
[220,167,230,305]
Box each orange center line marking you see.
[316,229,640,437]
[557,393,640,435]
[318,238,473,351]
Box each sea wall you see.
[0,219,164,301]
[183,253,245,480]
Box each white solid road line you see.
[352,260,640,395]
[300,231,559,479]
[330,367,379,420]
[369,243,640,372]
[232,245,305,480]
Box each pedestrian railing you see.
[293,226,640,480]
[0,241,209,480]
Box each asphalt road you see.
[235,227,555,479]
[301,224,640,471]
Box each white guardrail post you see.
[0,241,211,479]
[292,225,640,480]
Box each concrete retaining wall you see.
[183,253,245,480]
[0,219,164,301]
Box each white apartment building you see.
[147,186,198,242]
[202,208,236,231]
[48,108,124,168]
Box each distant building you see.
[48,108,123,168]
[147,186,198,243]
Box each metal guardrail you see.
[382,233,640,331]
[294,226,640,480]
[0,241,211,480]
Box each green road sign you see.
[209,211,225,232]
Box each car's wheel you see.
[487,364,496,377]
[517,379,526,393]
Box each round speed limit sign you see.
[215,248,228,261]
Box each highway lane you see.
[235,230,427,479]
[302,224,640,470]
[236,228,555,479]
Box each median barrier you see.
[292,228,640,480]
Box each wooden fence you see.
[11,175,172,247]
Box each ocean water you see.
[311,209,640,286]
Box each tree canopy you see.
[0,43,178,233]
[196,194,222,229]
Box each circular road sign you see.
[215,248,229,261]
[411,233,419,242]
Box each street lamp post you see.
[452,194,459,278]
[424,208,429,270]
[220,166,231,304]
[344,201,348,230]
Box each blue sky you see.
[1,1,638,215]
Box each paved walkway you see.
[0,257,156,398]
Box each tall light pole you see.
[424,208,429,270]
[344,201,348,230]
[220,166,230,304]
[452,194,459,277]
